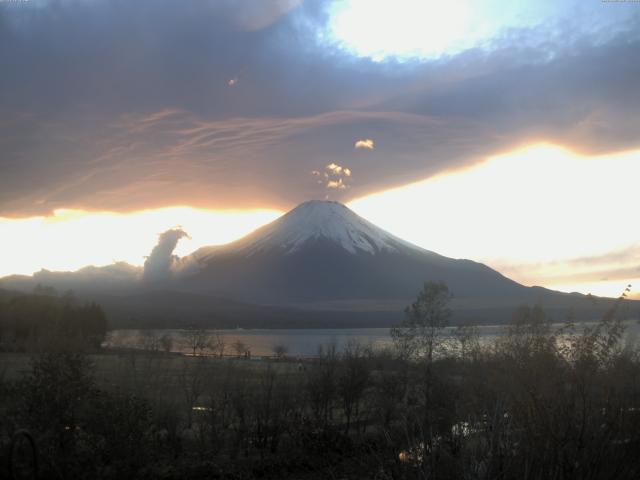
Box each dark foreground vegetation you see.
[0,285,107,352]
[1,283,639,479]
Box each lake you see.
[105,320,640,358]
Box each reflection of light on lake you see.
[104,328,396,357]
[103,321,640,358]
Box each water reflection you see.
[104,321,640,358]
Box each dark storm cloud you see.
[0,0,639,216]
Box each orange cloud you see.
[327,178,347,189]
[322,162,352,190]
[355,138,374,150]
[326,162,344,174]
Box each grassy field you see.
[1,350,303,408]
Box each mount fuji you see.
[174,200,527,304]
[1,200,623,327]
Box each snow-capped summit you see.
[238,200,419,256]
[184,200,424,266]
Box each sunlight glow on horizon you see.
[0,207,281,277]
[348,144,640,298]
[543,280,638,301]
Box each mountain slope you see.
[191,200,422,257]
[176,201,540,305]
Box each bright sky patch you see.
[324,0,547,61]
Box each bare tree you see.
[138,330,160,352]
[272,344,288,359]
[209,332,226,357]
[203,362,235,453]
[159,333,173,353]
[337,340,370,434]
[391,281,452,473]
[306,343,338,430]
[453,321,481,361]
[233,340,247,358]
[391,281,452,362]
[179,357,207,428]
[182,327,211,356]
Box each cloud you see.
[0,0,639,216]
[327,178,347,190]
[325,163,351,177]
[565,244,640,268]
[320,162,352,190]
[354,139,374,150]
[220,0,303,31]
[491,243,640,287]
[326,163,344,174]
[143,228,191,282]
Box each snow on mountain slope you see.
[242,200,421,255]
[183,200,427,268]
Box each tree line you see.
[0,286,107,352]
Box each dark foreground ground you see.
[2,309,640,479]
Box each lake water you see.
[105,321,640,358]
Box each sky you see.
[0,0,639,298]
